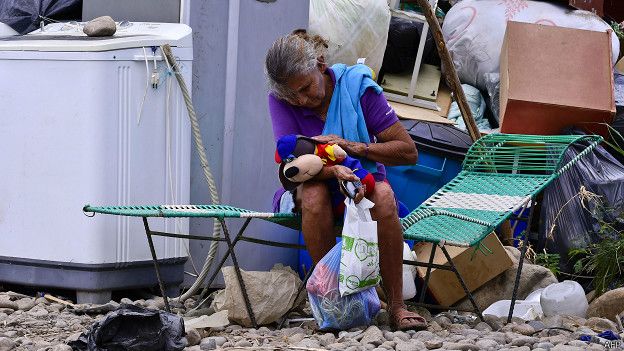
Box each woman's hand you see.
[312,134,365,157]
[331,164,359,182]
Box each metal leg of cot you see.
[507,200,535,324]
[142,217,171,313]
[277,263,316,329]
[217,218,258,328]
[418,244,437,304]
[194,218,252,304]
[440,243,484,321]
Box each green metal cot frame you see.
[83,133,602,328]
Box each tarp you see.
[0,0,82,34]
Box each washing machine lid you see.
[0,22,192,51]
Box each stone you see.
[560,315,585,329]
[186,346,201,351]
[0,337,15,351]
[456,247,558,311]
[27,308,48,317]
[50,345,72,351]
[185,329,201,346]
[475,338,499,349]
[543,315,564,328]
[587,288,624,323]
[225,324,242,332]
[0,300,17,311]
[54,320,68,329]
[567,340,589,347]
[512,323,536,336]
[119,298,133,305]
[16,299,35,311]
[360,326,384,346]
[551,345,585,351]
[281,327,305,337]
[212,337,227,347]
[393,331,410,342]
[317,333,336,346]
[474,321,493,332]
[412,330,436,341]
[294,338,321,349]
[424,339,443,349]
[442,342,479,350]
[535,342,555,350]
[483,315,504,331]
[198,338,216,351]
[510,335,538,347]
[379,341,396,350]
[83,16,117,37]
[395,340,425,351]
[288,333,306,343]
[528,320,546,332]
[433,315,452,327]
[584,317,619,332]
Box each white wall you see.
[187,0,309,286]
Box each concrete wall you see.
[187,0,309,286]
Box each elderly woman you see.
[265,30,426,330]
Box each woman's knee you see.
[370,181,398,220]
[299,181,331,215]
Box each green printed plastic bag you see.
[339,197,380,297]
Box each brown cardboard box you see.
[412,233,512,306]
[499,21,615,136]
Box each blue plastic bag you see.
[306,242,380,330]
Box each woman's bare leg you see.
[297,181,335,263]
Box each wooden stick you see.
[415,0,481,142]
[44,294,75,307]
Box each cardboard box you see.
[499,22,615,136]
[412,232,513,306]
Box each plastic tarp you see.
[68,304,186,351]
[540,138,624,271]
[0,0,82,34]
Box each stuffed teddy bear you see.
[275,134,375,215]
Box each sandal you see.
[391,308,428,331]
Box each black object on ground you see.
[0,0,82,34]
[69,304,186,351]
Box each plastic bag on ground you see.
[307,242,381,330]
[540,138,624,272]
[441,0,619,91]
[68,304,186,351]
[339,198,380,296]
[211,264,305,327]
[309,0,390,75]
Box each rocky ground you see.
[0,292,622,351]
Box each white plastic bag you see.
[309,0,390,75]
[402,243,417,300]
[339,198,380,297]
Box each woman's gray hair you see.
[265,30,328,101]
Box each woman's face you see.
[284,64,326,109]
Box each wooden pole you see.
[415,0,481,142]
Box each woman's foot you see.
[391,307,428,331]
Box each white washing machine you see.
[0,22,192,303]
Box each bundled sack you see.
[309,0,390,75]
[211,264,305,327]
[69,304,186,351]
[307,242,381,330]
[339,198,380,296]
[441,0,619,91]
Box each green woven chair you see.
[399,133,602,322]
[82,204,301,327]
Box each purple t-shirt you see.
[269,68,399,181]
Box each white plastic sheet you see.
[309,0,391,75]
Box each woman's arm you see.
[314,121,418,166]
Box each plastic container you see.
[386,120,473,211]
[540,280,589,318]
[483,299,543,321]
